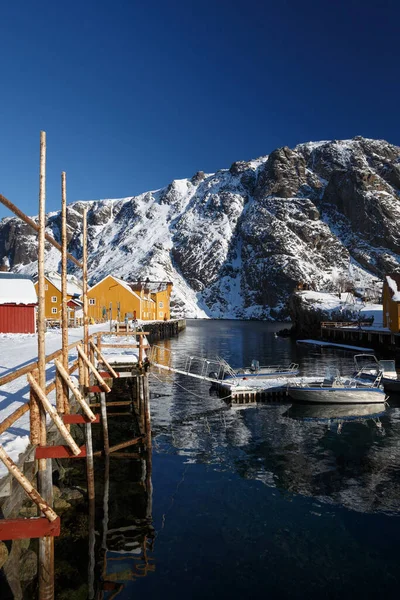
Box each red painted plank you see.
[62,414,100,424]
[98,371,114,379]
[35,445,86,459]
[0,516,61,540]
[88,385,103,393]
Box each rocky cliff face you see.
[0,137,399,319]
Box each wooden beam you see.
[54,358,97,421]
[77,345,111,393]
[35,445,87,459]
[0,444,58,522]
[27,373,81,456]
[0,517,61,540]
[89,340,119,378]
[62,414,100,424]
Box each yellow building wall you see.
[34,279,61,319]
[34,279,79,320]
[152,288,171,320]
[382,282,400,333]
[87,276,143,322]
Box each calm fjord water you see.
[111,320,400,598]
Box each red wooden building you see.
[0,273,37,333]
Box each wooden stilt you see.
[61,172,70,425]
[100,392,110,455]
[37,130,54,600]
[82,208,89,387]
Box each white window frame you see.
[159,311,164,318]
[89,298,96,305]
[45,284,48,291]
[159,301,164,308]
[51,307,58,314]
[51,296,57,303]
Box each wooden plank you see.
[89,340,119,379]
[62,414,100,424]
[54,358,97,421]
[0,517,61,540]
[0,444,58,522]
[27,373,82,456]
[77,345,111,393]
[35,445,87,459]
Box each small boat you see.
[287,367,386,404]
[226,359,299,380]
[354,354,400,393]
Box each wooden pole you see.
[77,345,111,393]
[30,368,41,446]
[89,340,119,378]
[82,208,89,387]
[0,445,58,522]
[0,194,82,268]
[86,419,95,600]
[99,392,110,455]
[54,359,97,421]
[37,130,54,600]
[27,374,82,456]
[61,172,70,421]
[139,335,144,366]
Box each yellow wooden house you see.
[87,275,156,322]
[87,276,173,322]
[383,274,400,333]
[34,271,83,321]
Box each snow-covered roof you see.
[45,271,83,297]
[88,275,142,301]
[0,273,37,305]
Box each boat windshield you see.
[379,360,396,374]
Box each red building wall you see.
[0,304,36,334]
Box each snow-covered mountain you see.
[1,136,400,319]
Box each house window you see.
[45,284,48,291]
[89,298,96,305]
[159,301,164,308]
[159,311,164,318]
[51,307,57,314]
[51,296,57,303]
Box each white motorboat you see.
[287,368,386,404]
[354,354,400,394]
[224,359,299,381]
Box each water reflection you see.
[92,321,400,598]
[97,386,155,599]
[149,321,400,518]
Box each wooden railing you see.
[0,330,148,530]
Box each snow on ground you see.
[0,323,142,479]
[299,290,385,328]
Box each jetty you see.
[320,321,400,353]
[0,132,163,599]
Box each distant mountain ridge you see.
[1,136,400,319]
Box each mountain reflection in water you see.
[106,321,400,599]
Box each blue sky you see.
[0,0,399,218]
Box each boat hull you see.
[287,386,386,404]
[284,402,386,421]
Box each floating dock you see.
[212,376,322,405]
[297,339,374,352]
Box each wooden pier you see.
[320,321,400,354]
[0,131,154,599]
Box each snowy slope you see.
[1,136,400,319]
